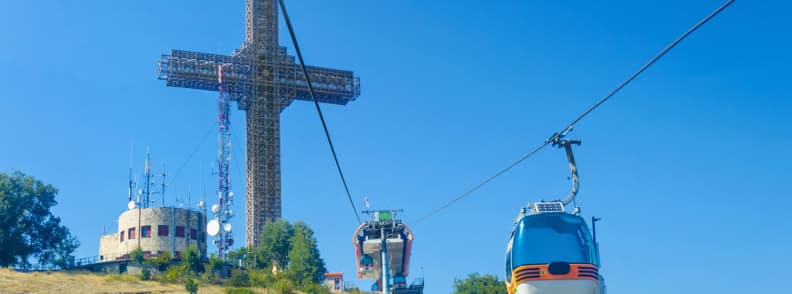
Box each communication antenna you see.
[143,147,153,208]
[210,64,234,258]
[161,163,167,207]
[128,141,135,203]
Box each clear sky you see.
[1,0,790,293]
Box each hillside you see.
[0,268,306,294]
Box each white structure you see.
[99,206,207,261]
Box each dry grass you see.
[0,268,279,294]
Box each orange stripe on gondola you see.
[507,264,599,293]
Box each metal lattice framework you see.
[158,0,360,247]
[216,65,234,257]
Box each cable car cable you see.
[414,0,735,224]
[278,0,362,224]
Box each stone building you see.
[99,206,207,261]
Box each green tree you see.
[227,268,250,287]
[0,171,80,268]
[129,247,145,264]
[286,222,326,287]
[249,269,275,288]
[206,253,226,276]
[144,251,172,271]
[139,268,152,281]
[256,220,293,271]
[182,244,204,274]
[452,273,507,294]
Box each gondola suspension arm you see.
[553,134,581,206]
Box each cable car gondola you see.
[505,137,606,294]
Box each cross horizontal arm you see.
[158,50,360,105]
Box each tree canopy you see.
[0,171,79,268]
[226,220,327,289]
[286,221,327,287]
[255,219,293,271]
[452,273,507,294]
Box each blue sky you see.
[1,0,790,293]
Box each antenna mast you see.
[210,64,234,258]
[128,142,135,203]
[143,147,153,208]
[161,164,167,207]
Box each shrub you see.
[206,254,226,276]
[200,272,223,285]
[272,276,295,294]
[227,268,250,287]
[249,269,274,288]
[184,277,199,294]
[144,251,172,271]
[162,264,189,282]
[182,245,204,274]
[139,268,151,281]
[129,248,144,264]
[301,282,331,294]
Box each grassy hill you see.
[0,268,310,294]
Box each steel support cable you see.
[278,0,362,224]
[414,0,735,224]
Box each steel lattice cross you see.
[157,0,360,248]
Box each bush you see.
[223,287,256,294]
[184,277,199,294]
[200,271,223,285]
[272,276,295,294]
[129,248,144,264]
[301,282,331,294]
[249,269,274,288]
[182,245,204,274]
[144,251,172,271]
[139,268,151,281]
[162,264,189,282]
[206,254,226,276]
[227,268,250,287]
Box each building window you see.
[120,231,124,242]
[128,228,136,240]
[175,226,185,237]
[141,226,151,238]
[190,229,197,240]
[158,225,169,236]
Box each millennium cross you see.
[157,0,360,247]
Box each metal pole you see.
[380,226,390,294]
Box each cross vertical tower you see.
[157,0,361,247]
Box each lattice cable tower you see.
[158,0,361,247]
[213,65,235,258]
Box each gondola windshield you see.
[510,213,598,266]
